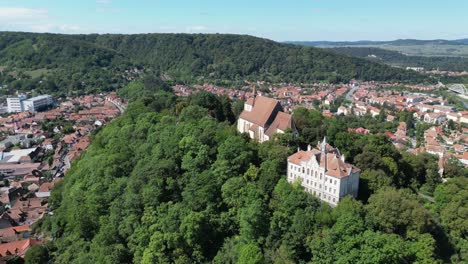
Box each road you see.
[109,100,125,113]
[346,86,359,101]
[418,192,435,203]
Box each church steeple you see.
[321,136,327,153]
[321,137,327,172]
[252,85,257,106]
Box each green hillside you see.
[0,32,430,96]
[0,32,134,95]
[34,81,467,263]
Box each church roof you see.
[265,111,294,137]
[240,96,281,127]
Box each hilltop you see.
[0,32,428,96]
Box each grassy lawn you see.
[25,68,50,78]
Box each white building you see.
[237,89,296,143]
[21,95,53,112]
[6,95,53,113]
[6,95,25,113]
[287,138,360,206]
[423,112,447,125]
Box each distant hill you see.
[287,38,468,58]
[0,32,430,96]
[328,47,468,72]
[287,39,468,47]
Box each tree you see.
[366,187,432,235]
[238,243,264,264]
[24,245,49,264]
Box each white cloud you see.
[59,24,82,33]
[96,0,111,4]
[186,25,208,33]
[0,7,48,23]
[0,7,53,32]
[0,6,85,33]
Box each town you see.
[177,81,468,172]
[0,78,466,260]
[0,92,126,260]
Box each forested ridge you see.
[33,80,468,263]
[0,32,430,96]
[328,47,468,72]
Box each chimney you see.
[341,154,345,162]
[307,144,311,151]
[297,147,300,152]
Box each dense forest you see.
[0,33,136,96]
[33,79,467,263]
[0,32,432,97]
[328,47,468,72]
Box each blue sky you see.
[0,0,466,41]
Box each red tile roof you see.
[0,239,39,257]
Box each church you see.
[287,138,361,206]
[237,88,296,142]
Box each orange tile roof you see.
[0,239,39,257]
[264,112,294,137]
[240,96,281,127]
[288,148,360,179]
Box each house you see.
[426,145,445,158]
[0,163,41,178]
[446,112,459,122]
[0,225,30,243]
[237,90,296,142]
[0,238,40,258]
[460,112,468,124]
[424,113,446,125]
[368,106,381,117]
[337,106,350,116]
[348,127,370,134]
[287,138,360,206]
[455,152,468,166]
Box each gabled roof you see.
[265,112,294,137]
[240,96,281,127]
[288,147,360,179]
[0,238,39,257]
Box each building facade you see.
[6,95,53,113]
[287,138,360,206]
[237,90,296,142]
[6,95,26,113]
[21,95,53,112]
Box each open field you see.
[365,44,468,57]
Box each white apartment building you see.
[287,138,360,206]
[6,94,53,113]
[21,95,53,112]
[6,97,23,113]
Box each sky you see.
[0,0,467,41]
